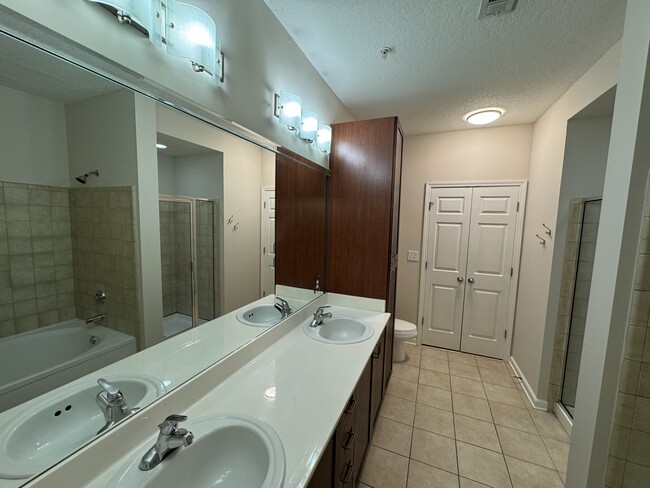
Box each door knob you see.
[467,277,475,283]
[457,277,464,282]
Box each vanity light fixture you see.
[275,91,302,130]
[464,107,505,125]
[315,125,332,153]
[299,111,319,142]
[274,91,332,154]
[87,0,224,84]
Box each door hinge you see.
[263,246,266,254]
[504,330,508,339]
[516,201,520,212]
[264,201,266,209]
[510,267,513,277]
[429,201,434,211]
[421,317,424,325]
[425,261,428,269]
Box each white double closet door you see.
[421,185,520,359]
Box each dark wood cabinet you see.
[308,436,334,488]
[354,360,371,485]
[370,331,385,437]
[327,116,403,393]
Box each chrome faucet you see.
[274,297,292,319]
[95,378,138,435]
[85,314,105,325]
[139,414,194,471]
[309,306,332,327]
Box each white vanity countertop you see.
[85,297,389,488]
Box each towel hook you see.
[233,222,240,231]
[227,215,234,225]
[542,223,552,236]
[536,234,546,246]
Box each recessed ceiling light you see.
[464,108,505,125]
[156,143,167,149]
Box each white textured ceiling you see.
[0,33,117,103]
[264,0,627,135]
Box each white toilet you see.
[393,319,418,362]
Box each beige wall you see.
[0,0,354,167]
[511,42,620,403]
[0,84,69,187]
[396,124,533,324]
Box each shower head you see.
[75,170,99,184]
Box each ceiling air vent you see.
[478,0,516,19]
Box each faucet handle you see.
[158,414,188,435]
[314,305,331,315]
[97,378,122,403]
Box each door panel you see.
[461,186,518,357]
[261,188,275,297]
[421,187,472,350]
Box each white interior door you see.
[421,187,472,350]
[460,186,519,357]
[261,188,275,297]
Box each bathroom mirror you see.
[0,28,327,485]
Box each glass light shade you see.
[315,125,332,153]
[299,111,318,142]
[278,91,302,130]
[464,108,504,125]
[165,0,218,80]
[88,0,161,43]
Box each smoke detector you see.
[478,0,516,19]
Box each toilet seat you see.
[394,319,417,338]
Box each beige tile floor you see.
[359,344,570,488]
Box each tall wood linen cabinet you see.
[327,115,404,415]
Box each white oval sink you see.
[304,317,375,344]
[236,304,283,327]
[110,414,285,488]
[0,374,165,479]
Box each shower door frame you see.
[159,194,220,329]
[559,197,603,419]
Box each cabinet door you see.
[370,331,386,436]
[354,359,372,484]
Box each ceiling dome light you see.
[156,143,167,149]
[464,108,505,125]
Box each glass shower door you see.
[560,199,602,417]
[195,199,220,323]
[159,198,194,337]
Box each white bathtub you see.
[0,320,136,412]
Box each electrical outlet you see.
[407,250,419,262]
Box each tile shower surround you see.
[70,186,141,348]
[605,175,650,487]
[0,182,76,338]
[0,181,141,349]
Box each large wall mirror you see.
[0,29,328,486]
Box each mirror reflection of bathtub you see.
[0,319,135,412]
[0,19,328,485]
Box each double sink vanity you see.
[15,292,389,488]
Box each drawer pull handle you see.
[343,431,355,450]
[340,463,354,484]
[372,344,380,358]
[344,398,356,415]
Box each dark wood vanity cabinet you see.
[307,336,383,488]
[327,116,403,395]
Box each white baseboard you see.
[508,356,548,411]
[554,402,574,437]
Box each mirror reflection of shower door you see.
[159,196,221,338]
[560,198,602,417]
